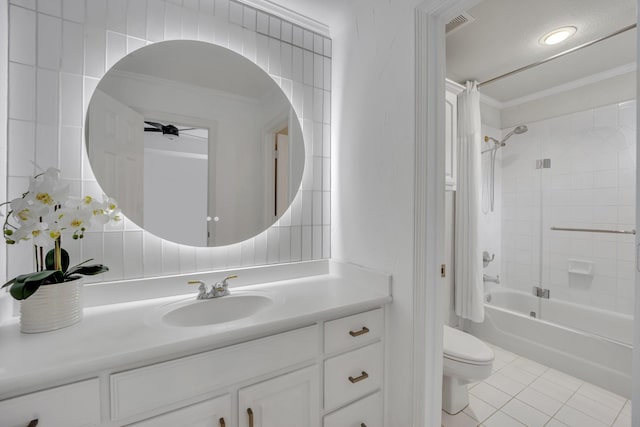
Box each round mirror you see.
[85,41,305,247]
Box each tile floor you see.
[441,344,632,427]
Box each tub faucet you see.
[189,275,237,299]
[483,274,500,284]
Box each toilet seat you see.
[443,325,494,365]
[441,326,495,414]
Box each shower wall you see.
[492,100,636,315]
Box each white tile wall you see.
[7,0,332,283]
[494,101,636,314]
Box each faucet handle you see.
[221,275,237,286]
[214,275,236,296]
[188,280,208,299]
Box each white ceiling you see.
[446,0,637,103]
[112,40,277,99]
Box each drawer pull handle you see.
[219,417,226,427]
[247,408,254,427]
[349,371,369,383]
[349,326,370,337]
[27,421,39,427]
[361,424,367,427]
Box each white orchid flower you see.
[11,221,50,246]
[56,206,92,239]
[9,198,49,226]
[90,196,121,224]
[27,167,69,207]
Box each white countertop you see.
[0,261,392,400]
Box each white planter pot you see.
[20,279,83,333]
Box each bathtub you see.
[465,286,632,397]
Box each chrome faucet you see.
[189,275,237,299]
[483,274,500,284]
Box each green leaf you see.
[1,277,16,289]
[45,248,70,272]
[9,270,64,300]
[10,281,40,300]
[66,264,109,277]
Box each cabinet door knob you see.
[247,408,254,427]
[361,424,367,427]
[348,371,369,383]
[27,421,39,427]
[349,326,370,337]
[219,417,226,427]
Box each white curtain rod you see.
[478,23,637,88]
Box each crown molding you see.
[445,78,464,94]
[502,62,637,109]
[239,0,330,37]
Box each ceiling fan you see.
[144,121,196,140]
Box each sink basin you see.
[160,293,274,327]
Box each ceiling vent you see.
[446,12,475,34]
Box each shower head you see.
[482,125,528,153]
[500,125,528,144]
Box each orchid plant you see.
[1,168,121,300]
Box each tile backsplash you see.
[6,0,331,283]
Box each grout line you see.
[608,395,631,427]
[460,349,629,427]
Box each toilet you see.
[442,325,495,414]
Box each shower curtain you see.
[454,81,484,322]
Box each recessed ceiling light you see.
[540,26,577,45]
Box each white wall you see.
[4,0,331,291]
[330,0,422,425]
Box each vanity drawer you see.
[0,379,100,427]
[324,308,384,354]
[324,341,383,411]
[127,393,231,427]
[323,391,383,427]
[111,325,319,421]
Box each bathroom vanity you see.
[0,261,391,427]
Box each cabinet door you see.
[127,394,231,427]
[239,365,320,427]
[0,379,100,427]
[445,89,458,190]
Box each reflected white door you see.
[87,89,144,226]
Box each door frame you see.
[262,110,290,226]
[413,0,640,425]
[634,0,640,419]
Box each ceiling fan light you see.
[540,26,577,45]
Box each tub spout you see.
[483,274,500,284]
